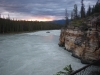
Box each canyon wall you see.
[59,15,100,64]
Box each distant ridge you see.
[48,19,71,25]
[52,19,66,25]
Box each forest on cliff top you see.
[0,0,100,34]
[65,0,100,27]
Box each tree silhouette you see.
[80,0,85,18]
[65,9,69,27]
[71,11,74,20]
[86,5,91,16]
[73,4,78,19]
[0,18,62,34]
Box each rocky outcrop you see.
[58,28,66,47]
[59,15,100,64]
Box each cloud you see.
[0,0,98,21]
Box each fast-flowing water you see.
[0,30,85,75]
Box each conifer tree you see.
[71,11,74,20]
[80,0,85,18]
[86,5,91,16]
[94,1,100,13]
[73,4,78,19]
[65,9,69,27]
[91,5,95,14]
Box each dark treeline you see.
[65,0,100,27]
[70,0,100,20]
[0,18,63,34]
[90,0,100,15]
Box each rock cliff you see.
[58,15,100,64]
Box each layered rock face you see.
[59,15,100,64]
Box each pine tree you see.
[73,4,78,19]
[65,9,69,27]
[91,5,95,14]
[86,5,91,16]
[94,1,100,13]
[71,11,74,20]
[80,0,85,18]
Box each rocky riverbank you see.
[58,15,100,64]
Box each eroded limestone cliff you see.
[59,15,100,64]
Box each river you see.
[0,30,85,75]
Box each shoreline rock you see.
[59,15,100,64]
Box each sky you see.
[0,0,98,21]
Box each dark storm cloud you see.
[0,0,98,20]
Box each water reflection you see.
[43,34,53,40]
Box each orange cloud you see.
[27,16,55,21]
[1,12,57,21]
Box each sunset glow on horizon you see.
[0,0,97,21]
[0,13,56,21]
[27,16,55,21]
[0,11,56,21]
